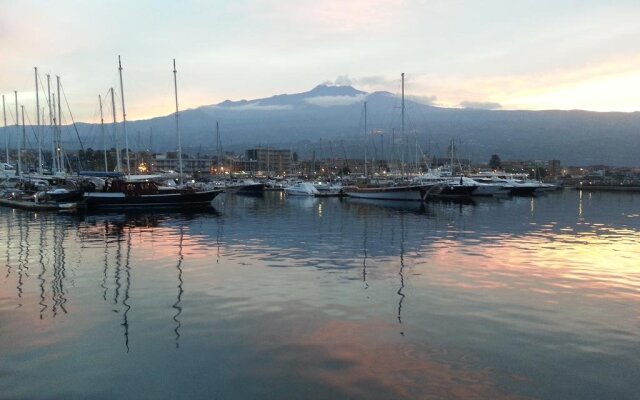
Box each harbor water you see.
[1,190,639,399]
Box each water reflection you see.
[173,224,184,348]
[37,218,47,319]
[0,191,639,400]
[52,221,68,316]
[361,209,368,289]
[397,213,406,335]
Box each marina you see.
[2,2,639,398]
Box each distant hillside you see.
[2,84,639,166]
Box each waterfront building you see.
[152,152,215,174]
[245,148,292,175]
[548,160,562,177]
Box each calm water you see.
[1,190,639,400]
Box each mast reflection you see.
[362,210,369,289]
[80,211,220,352]
[52,220,68,316]
[4,211,12,278]
[397,213,406,336]
[173,224,185,348]
[122,226,132,353]
[16,216,26,303]
[38,217,48,319]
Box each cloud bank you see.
[459,101,502,110]
[304,94,366,107]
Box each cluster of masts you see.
[2,57,185,185]
[2,70,65,177]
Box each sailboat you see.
[83,58,223,209]
[343,73,442,201]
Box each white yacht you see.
[313,181,343,194]
[471,172,538,196]
[412,172,478,198]
[284,182,320,196]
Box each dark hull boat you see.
[507,186,538,196]
[225,180,266,195]
[82,180,223,209]
[430,183,477,198]
[83,190,222,209]
[228,183,265,195]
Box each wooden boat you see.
[83,179,222,209]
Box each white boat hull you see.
[344,185,430,201]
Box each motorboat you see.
[470,172,538,196]
[284,182,320,196]
[412,173,477,198]
[225,179,266,195]
[343,183,438,201]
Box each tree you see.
[489,154,502,170]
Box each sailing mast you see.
[35,67,42,174]
[99,94,107,172]
[56,76,63,173]
[2,95,7,163]
[364,101,368,180]
[110,88,122,172]
[216,121,221,173]
[173,59,184,185]
[401,72,405,177]
[14,91,20,176]
[47,75,55,174]
[415,137,418,175]
[51,89,58,174]
[118,56,130,175]
[20,105,25,176]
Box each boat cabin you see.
[104,179,160,196]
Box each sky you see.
[1,0,639,123]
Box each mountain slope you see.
[2,85,639,166]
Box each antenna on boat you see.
[173,58,184,186]
[2,94,7,164]
[118,56,130,175]
[34,67,42,174]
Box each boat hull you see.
[226,183,265,195]
[507,186,537,196]
[344,185,433,201]
[83,189,223,209]
[471,185,503,196]
[431,184,477,198]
